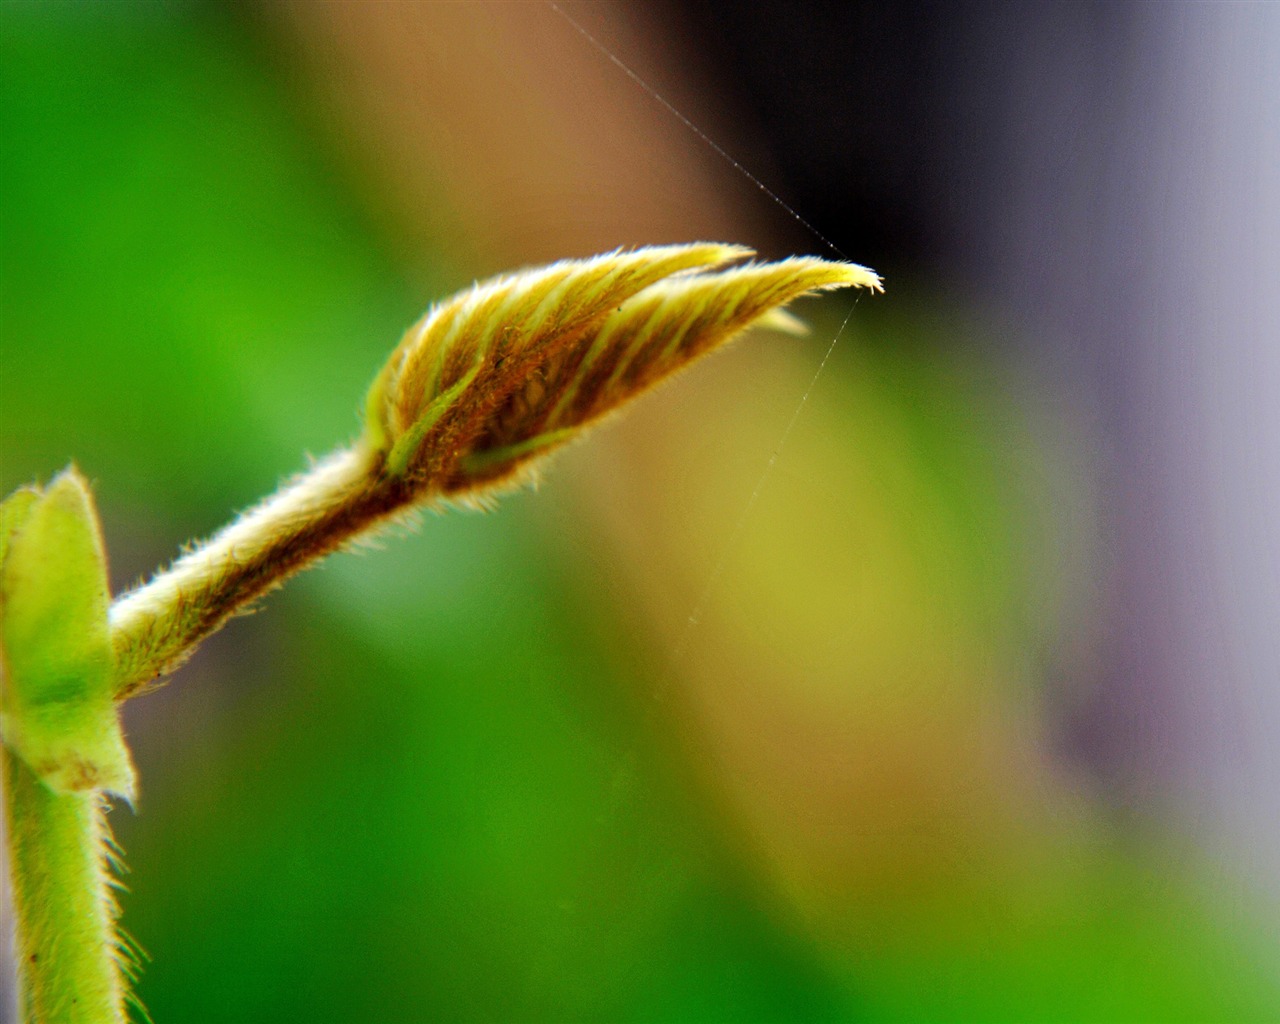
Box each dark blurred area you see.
[2,1,1277,1021]
[669,0,975,266]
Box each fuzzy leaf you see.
[1,469,136,799]
[364,243,882,497]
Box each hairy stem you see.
[109,444,407,698]
[4,748,128,1024]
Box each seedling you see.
[1,244,880,1022]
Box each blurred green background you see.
[2,3,1277,1022]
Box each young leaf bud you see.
[363,244,882,497]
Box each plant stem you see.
[3,747,127,1024]
[108,444,408,698]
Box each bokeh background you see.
[3,1,1278,1021]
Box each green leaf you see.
[1,468,135,800]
